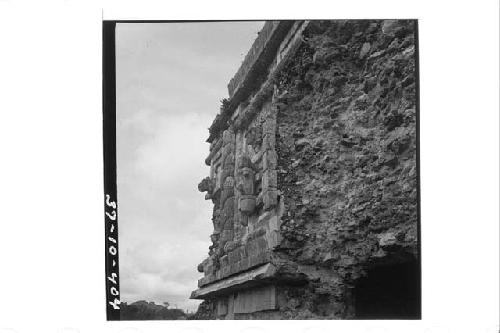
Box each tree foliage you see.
[120,301,187,320]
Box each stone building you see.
[191,20,419,319]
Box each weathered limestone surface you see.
[192,20,419,320]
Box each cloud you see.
[115,22,264,312]
[117,111,213,311]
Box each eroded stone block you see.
[262,133,276,151]
[228,250,238,265]
[220,255,229,267]
[263,190,278,210]
[240,257,249,271]
[262,119,276,135]
[248,252,269,268]
[222,143,235,156]
[268,215,279,231]
[263,150,277,170]
[246,240,258,258]
[233,285,277,314]
[217,298,228,316]
[262,169,277,190]
[239,194,256,214]
[233,261,241,273]
[223,129,236,144]
[222,265,231,277]
[267,230,281,248]
[221,229,233,242]
[256,235,268,253]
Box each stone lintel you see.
[190,263,277,300]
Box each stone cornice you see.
[206,21,295,143]
[190,263,277,299]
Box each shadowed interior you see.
[354,258,420,319]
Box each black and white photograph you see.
[0,1,498,332]
[105,19,421,320]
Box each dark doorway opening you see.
[353,258,421,319]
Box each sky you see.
[115,21,264,312]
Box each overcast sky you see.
[115,21,264,312]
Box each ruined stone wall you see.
[273,20,418,318]
[193,20,419,320]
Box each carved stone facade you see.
[192,20,419,320]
